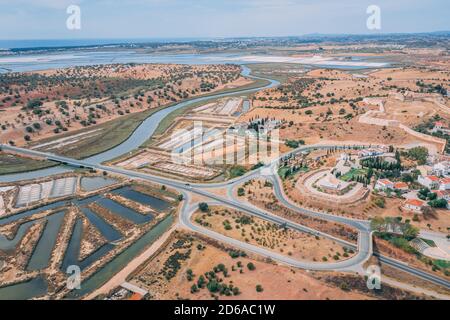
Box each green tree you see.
[207,280,220,293]
[428,198,447,208]
[407,147,428,165]
[199,202,209,212]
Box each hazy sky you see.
[1,0,449,40]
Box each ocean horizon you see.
[0,38,212,50]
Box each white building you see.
[375,179,394,191]
[436,190,450,202]
[431,121,450,134]
[418,175,440,190]
[358,148,384,158]
[403,199,425,213]
[439,178,450,191]
[393,182,409,193]
[432,161,450,177]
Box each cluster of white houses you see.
[375,179,409,192]
[374,172,450,213]
[358,147,386,158]
[417,175,450,190]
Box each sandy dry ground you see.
[192,206,354,262]
[245,65,449,155]
[128,232,371,300]
[0,63,250,146]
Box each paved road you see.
[179,197,368,271]
[0,144,370,272]
[3,143,450,291]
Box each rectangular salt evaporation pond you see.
[115,187,170,211]
[49,177,77,198]
[80,177,118,192]
[0,276,48,300]
[95,197,153,224]
[26,211,66,271]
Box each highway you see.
[2,143,450,291]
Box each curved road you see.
[5,142,450,291]
[1,67,449,291]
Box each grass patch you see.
[433,260,450,270]
[228,165,247,178]
[340,168,368,182]
[0,154,56,175]
[375,232,418,255]
[420,238,437,247]
[57,108,159,159]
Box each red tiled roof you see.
[427,176,440,181]
[394,182,408,189]
[128,293,143,301]
[440,178,450,184]
[405,199,425,207]
[378,179,393,185]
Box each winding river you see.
[0,65,279,183]
[0,65,278,299]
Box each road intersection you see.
[2,143,449,291]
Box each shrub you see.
[374,197,385,208]
[199,202,209,212]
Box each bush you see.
[407,147,428,165]
[374,197,385,208]
[26,99,43,109]
[229,165,247,178]
[199,202,209,212]
[256,285,264,292]
[197,275,206,288]
[207,280,220,293]
[428,199,448,208]
[247,262,256,271]
[285,139,305,149]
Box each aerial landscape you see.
[0,0,449,308]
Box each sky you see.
[0,0,449,40]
